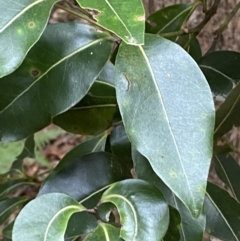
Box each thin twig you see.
[207,1,240,53]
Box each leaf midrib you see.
[102,194,138,241]
[0,38,106,115]
[138,45,195,210]
[0,0,45,33]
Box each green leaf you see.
[176,35,202,61]
[45,134,107,180]
[76,0,145,45]
[39,152,123,200]
[0,0,60,77]
[147,3,195,34]
[12,193,85,241]
[0,197,29,225]
[53,104,117,135]
[0,22,112,142]
[214,154,240,201]
[199,51,240,97]
[100,179,169,241]
[132,150,206,241]
[0,179,35,200]
[2,221,14,239]
[162,206,181,241]
[205,182,240,241]
[115,34,215,216]
[65,212,98,240]
[214,82,240,140]
[84,223,122,241]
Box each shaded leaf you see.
[54,104,117,135]
[199,51,240,97]
[39,152,123,201]
[2,221,14,239]
[65,212,98,240]
[205,182,240,241]
[0,22,112,142]
[84,223,122,241]
[132,149,206,241]
[0,197,29,225]
[45,134,107,180]
[0,0,60,77]
[0,179,35,200]
[214,154,240,201]
[115,34,215,216]
[147,3,195,34]
[100,179,169,241]
[214,82,240,140]
[176,34,202,61]
[77,0,145,45]
[12,193,85,241]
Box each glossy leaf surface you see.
[214,154,240,201]
[13,193,85,241]
[115,34,215,216]
[0,23,112,142]
[39,152,123,200]
[54,104,117,135]
[100,179,169,241]
[84,223,122,241]
[214,82,240,140]
[199,51,240,96]
[132,150,206,241]
[77,0,145,45]
[205,182,240,241]
[0,0,60,77]
[147,3,194,34]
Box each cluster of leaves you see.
[0,0,240,240]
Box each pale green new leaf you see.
[0,0,60,77]
[12,193,85,241]
[100,179,169,241]
[115,34,215,217]
[76,0,145,45]
[0,23,112,142]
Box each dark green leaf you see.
[199,51,240,96]
[110,124,133,176]
[54,104,117,135]
[0,197,28,225]
[65,212,97,240]
[115,34,215,216]
[76,0,145,45]
[163,206,181,241]
[214,82,240,140]
[39,152,123,201]
[0,0,60,77]
[2,221,14,239]
[84,223,122,241]
[147,3,195,34]
[45,134,107,181]
[132,150,206,241]
[176,35,202,61]
[0,179,35,200]
[214,154,240,201]
[205,182,240,241]
[100,179,169,241]
[0,23,112,142]
[12,193,85,241]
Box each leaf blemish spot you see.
[166,73,172,77]
[31,69,40,77]
[169,171,178,178]
[136,15,145,21]
[28,21,35,28]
